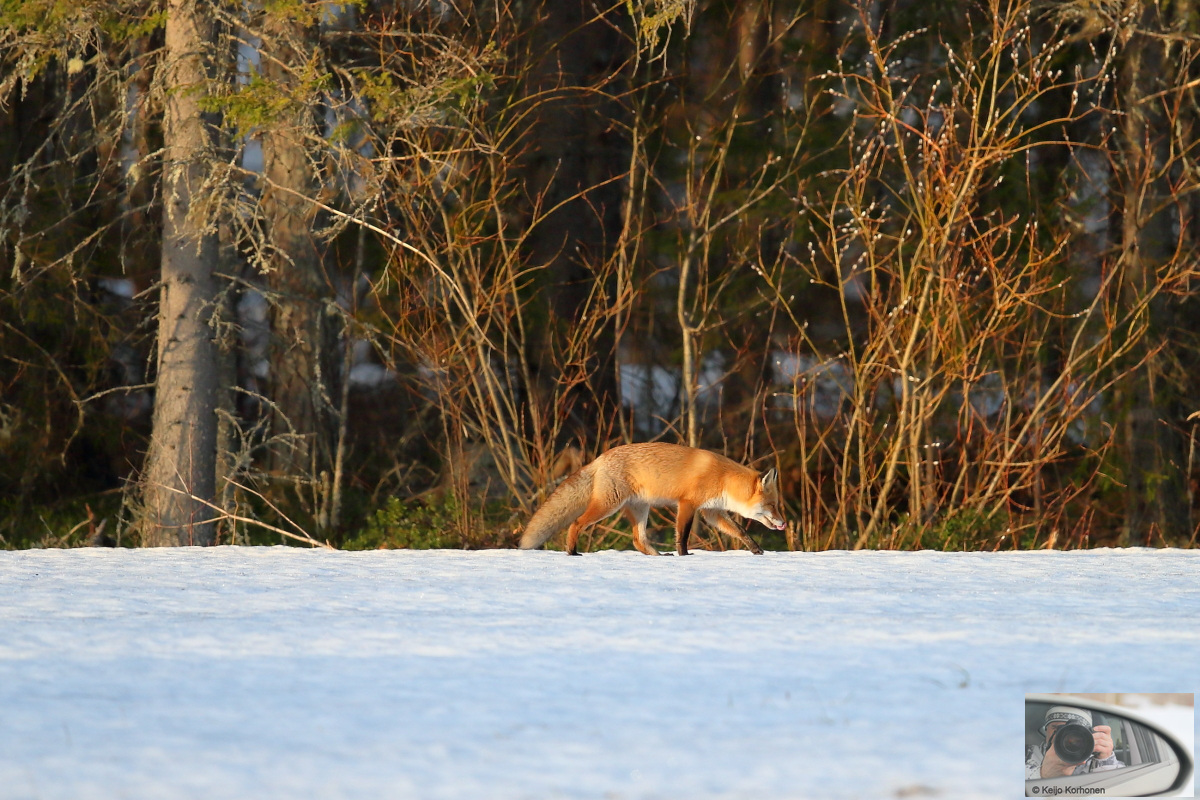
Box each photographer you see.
[1025,705,1124,779]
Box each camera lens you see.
[1053,723,1096,763]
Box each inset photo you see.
[1026,693,1194,797]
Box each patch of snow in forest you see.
[619,353,726,436]
[348,362,398,390]
[770,352,854,418]
[620,362,679,428]
[97,277,136,300]
[1,547,1197,799]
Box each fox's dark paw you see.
[567,550,582,557]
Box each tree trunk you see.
[139,0,222,546]
[259,9,338,506]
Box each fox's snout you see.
[753,505,786,530]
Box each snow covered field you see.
[1,547,1196,799]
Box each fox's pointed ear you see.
[760,468,778,489]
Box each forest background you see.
[2,0,1199,552]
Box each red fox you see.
[520,443,786,556]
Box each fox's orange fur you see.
[520,443,786,556]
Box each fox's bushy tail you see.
[520,466,595,549]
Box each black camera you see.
[1052,723,1097,763]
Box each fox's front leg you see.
[702,509,764,554]
[675,502,696,556]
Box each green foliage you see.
[262,0,322,28]
[919,509,1007,551]
[1,0,89,34]
[0,0,159,87]
[200,60,332,136]
[0,491,124,549]
[853,510,1009,551]
[328,119,361,144]
[353,64,497,128]
[342,493,509,550]
[260,0,368,28]
[100,9,165,42]
[626,0,693,60]
[351,40,499,131]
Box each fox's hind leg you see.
[565,495,622,556]
[702,509,764,554]
[622,503,657,555]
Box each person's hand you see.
[1092,725,1114,760]
[1041,733,1083,777]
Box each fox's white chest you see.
[698,493,733,511]
[712,493,758,519]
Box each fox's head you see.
[750,468,786,530]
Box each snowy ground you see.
[1,547,1197,799]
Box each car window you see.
[1131,717,1162,763]
[1094,711,1130,767]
